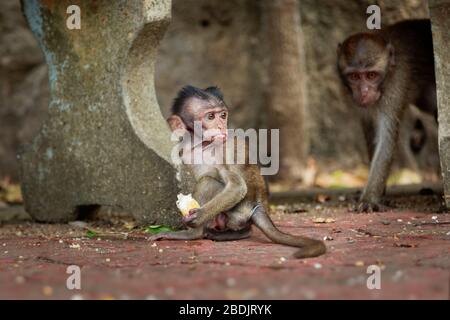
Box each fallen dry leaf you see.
[394,243,418,248]
[355,261,365,267]
[0,178,23,204]
[313,217,336,224]
[42,286,53,296]
[316,194,330,203]
[387,169,422,186]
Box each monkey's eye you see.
[220,112,227,119]
[366,71,379,80]
[348,73,360,81]
[207,113,215,120]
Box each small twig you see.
[413,221,450,227]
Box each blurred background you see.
[0,0,440,199]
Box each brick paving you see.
[0,201,448,299]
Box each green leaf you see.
[145,225,174,235]
[85,230,98,239]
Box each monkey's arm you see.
[185,167,248,228]
[359,111,401,212]
[362,116,376,161]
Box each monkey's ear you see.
[387,43,395,66]
[167,115,187,132]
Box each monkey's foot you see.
[148,232,172,241]
[354,201,390,213]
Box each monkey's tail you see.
[251,204,326,259]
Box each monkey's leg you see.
[362,116,376,161]
[185,168,247,228]
[251,205,326,259]
[206,227,251,241]
[358,111,402,212]
[149,227,205,241]
[397,106,420,172]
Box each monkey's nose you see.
[361,86,369,96]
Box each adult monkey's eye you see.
[207,113,215,120]
[349,73,360,81]
[367,71,378,80]
[220,112,227,119]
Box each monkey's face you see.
[193,106,228,143]
[337,33,393,108]
[345,70,382,107]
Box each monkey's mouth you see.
[205,133,228,144]
[201,135,227,148]
[214,133,228,141]
[358,92,381,107]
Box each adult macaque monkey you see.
[337,20,436,212]
[151,85,326,259]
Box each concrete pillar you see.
[429,0,450,207]
[20,0,189,225]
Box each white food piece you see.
[176,193,200,217]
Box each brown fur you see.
[337,20,436,212]
[150,86,326,258]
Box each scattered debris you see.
[226,278,236,287]
[316,194,330,203]
[292,207,307,213]
[0,178,23,204]
[315,168,367,188]
[313,217,336,224]
[355,261,364,267]
[68,221,88,229]
[85,230,98,239]
[394,243,418,248]
[413,221,450,227]
[42,286,53,296]
[123,221,137,230]
[145,225,174,235]
[15,276,25,284]
[392,270,404,282]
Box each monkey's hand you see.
[182,208,204,228]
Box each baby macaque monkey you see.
[337,20,437,212]
[150,85,326,259]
